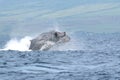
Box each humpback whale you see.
[29,31,70,51]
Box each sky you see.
[0,0,120,37]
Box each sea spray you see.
[53,22,61,31]
[3,36,32,51]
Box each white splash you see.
[3,36,32,51]
[54,23,60,31]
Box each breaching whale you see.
[29,31,70,51]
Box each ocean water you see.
[0,32,120,80]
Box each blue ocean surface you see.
[0,32,120,80]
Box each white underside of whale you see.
[40,41,55,51]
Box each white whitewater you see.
[2,36,32,51]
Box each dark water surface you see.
[0,50,120,80]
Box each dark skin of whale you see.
[29,31,70,51]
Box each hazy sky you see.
[0,0,120,36]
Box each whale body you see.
[29,31,70,51]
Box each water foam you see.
[3,36,32,51]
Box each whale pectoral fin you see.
[40,41,55,51]
[29,39,44,50]
[54,32,58,38]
